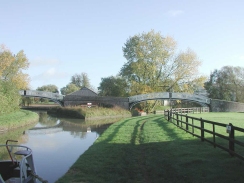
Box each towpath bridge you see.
[19,90,211,109]
[20,90,244,112]
[128,92,210,109]
[19,90,64,106]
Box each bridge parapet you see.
[172,93,210,104]
[19,90,64,100]
[128,92,211,106]
[129,92,169,103]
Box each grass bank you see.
[48,106,131,119]
[188,112,244,128]
[0,110,39,132]
[57,115,244,183]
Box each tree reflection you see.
[60,117,124,138]
[0,124,35,160]
[38,112,58,126]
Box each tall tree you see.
[71,74,82,88]
[120,30,206,95]
[0,45,30,89]
[61,72,96,95]
[81,72,91,88]
[36,84,59,93]
[205,66,244,102]
[98,76,129,97]
[60,83,79,95]
[0,45,30,114]
[71,72,91,89]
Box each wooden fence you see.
[171,107,209,114]
[154,107,209,115]
[164,110,244,161]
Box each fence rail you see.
[171,107,209,114]
[164,110,244,161]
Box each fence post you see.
[167,110,170,121]
[228,123,235,156]
[180,114,183,127]
[200,118,204,142]
[170,109,172,122]
[186,114,188,131]
[176,113,179,126]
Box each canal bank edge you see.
[0,110,39,132]
[47,106,132,120]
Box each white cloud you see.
[167,10,184,17]
[33,68,68,80]
[30,57,60,67]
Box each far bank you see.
[47,106,132,120]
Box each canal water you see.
[0,111,118,183]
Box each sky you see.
[1,0,244,92]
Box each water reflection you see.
[0,111,122,183]
[38,111,59,127]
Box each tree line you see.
[2,30,244,113]
[205,66,244,103]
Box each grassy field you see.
[188,112,244,128]
[57,114,244,183]
[171,112,244,164]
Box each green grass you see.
[48,106,131,119]
[56,115,244,183]
[0,110,39,131]
[188,112,244,128]
[172,112,244,160]
[171,112,244,138]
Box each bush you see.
[0,81,20,115]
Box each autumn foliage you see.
[0,45,30,114]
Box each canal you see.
[0,110,118,183]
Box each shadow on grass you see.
[56,116,244,183]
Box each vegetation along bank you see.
[47,106,131,119]
[57,115,244,183]
[0,110,39,132]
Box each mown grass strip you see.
[57,115,244,183]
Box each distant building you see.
[68,87,98,97]
[64,87,98,107]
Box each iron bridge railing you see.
[19,90,63,100]
[129,92,210,105]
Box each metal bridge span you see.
[19,90,244,112]
[19,90,64,106]
[128,92,211,109]
[20,90,211,109]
